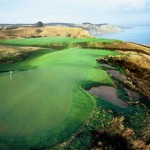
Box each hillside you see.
[0,23,123,39]
[0,26,92,39]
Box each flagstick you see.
[10,71,13,80]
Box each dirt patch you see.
[88,86,128,108]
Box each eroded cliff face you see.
[0,26,92,39]
[96,24,123,34]
[77,23,123,35]
[116,52,150,99]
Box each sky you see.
[0,0,150,26]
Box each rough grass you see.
[0,26,92,39]
[97,52,150,100]
[0,45,42,63]
[0,37,121,47]
[0,47,118,149]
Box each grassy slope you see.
[0,42,118,149]
[0,37,121,47]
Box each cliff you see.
[77,23,123,35]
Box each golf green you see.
[0,47,117,149]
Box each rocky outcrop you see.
[76,23,123,35]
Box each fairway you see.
[0,37,121,47]
[0,38,118,149]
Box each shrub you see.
[36,21,43,27]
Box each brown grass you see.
[97,46,150,100]
[78,41,150,55]
[0,26,92,39]
[115,52,150,99]
[0,45,40,63]
[99,117,150,150]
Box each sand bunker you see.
[88,86,128,108]
[100,64,116,69]
[107,70,126,82]
[124,88,140,100]
[106,67,140,100]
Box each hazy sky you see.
[0,0,150,26]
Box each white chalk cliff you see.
[77,23,123,35]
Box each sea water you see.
[96,26,150,45]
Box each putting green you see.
[0,47,117,149]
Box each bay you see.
[95,26,150,45]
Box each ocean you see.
[95,26,150,45]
